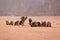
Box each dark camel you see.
[41,21,47,27]
[19,16,27,25]
[29,18,41,27]
[14,21,19,25]
[6,21,13,25]
[47,22,51,27]
[29,18,32,25]
[29,18,51,27]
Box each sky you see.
[0,0,60,16]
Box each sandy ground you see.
[0,16,60,40]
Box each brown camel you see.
[19,16,27,25]
[41,21,47,27]
[31,22,37,27]
[37,22,41,26]
[29,18,41,27]
[30,22,41,27]
[47,22,51,27]
[14,21,19,25]
[6,21,13,25]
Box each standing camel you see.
[29,18,32,25]
[19,16,27,25]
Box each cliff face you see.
[0,0,60,16]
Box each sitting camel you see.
[41,21,47,27]
[29,18,41,27]
[47,21,51,27]
[31,22,37,27]
[14,21,19,25]
[31,22,41,27]
[29,18,51,27]
[6,21,13,25]
[37,22,41,26]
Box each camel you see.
[30,22,41,27]
[6,21,13,25]
[47,22,51,27]
[19,21,23,25]
[19,16,27,25]
[29,18,32,25]
[37,22,41,26]
[29,18,41,27]
[14,21,19,25]
[31,22,37,27]
[41,21,47,27]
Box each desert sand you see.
[0,16,60,40]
